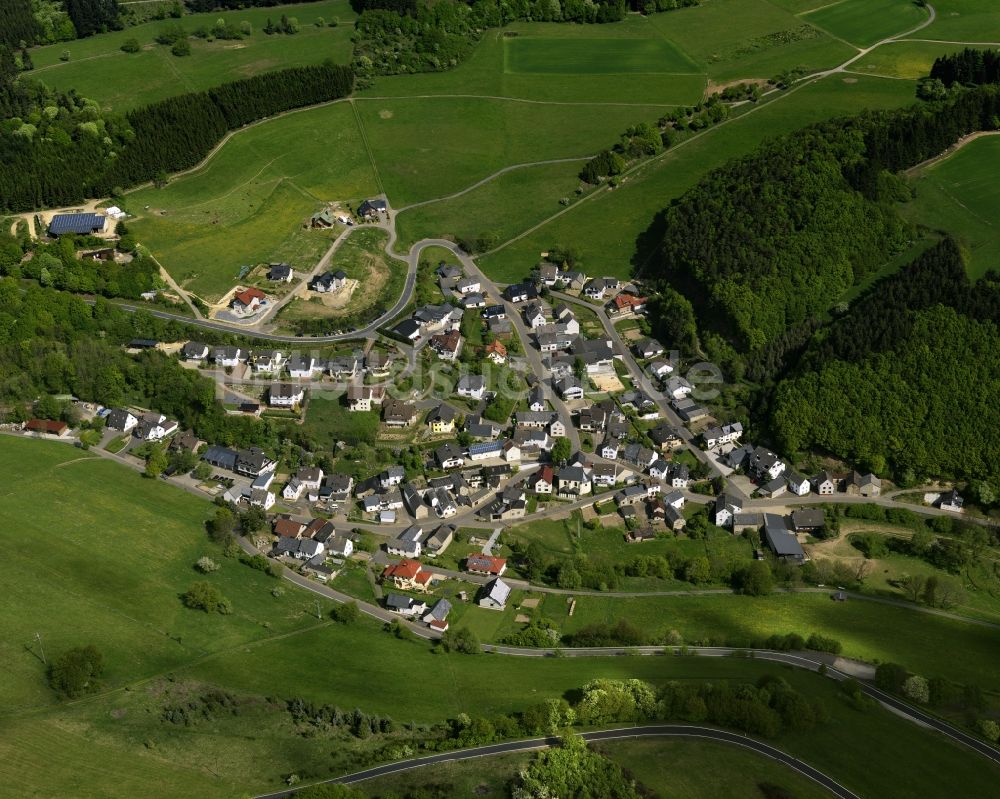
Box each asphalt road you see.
[254,725,861,799]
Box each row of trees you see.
[0,61,353,212]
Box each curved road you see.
[256,725,861,799]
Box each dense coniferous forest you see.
[184,0,324,10]
[0,1,44,47]
[654,85,1000,353]
[769,239,1000,481]
[0,62,353,212]
[64,0,123,37]
[930,48,1000,87]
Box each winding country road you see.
[255,725,863,799]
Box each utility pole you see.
[34,632,46,665]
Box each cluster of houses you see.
[271,515,354,580]
[104,407,180,442]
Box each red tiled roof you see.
[383,558,423,581]
[234,287,265,306]
[486,340,507,357]
[429,618,449,631]
[534,465,554,485]
[466,554,506,575]
[613,293,648,310]
[273,519,304,538]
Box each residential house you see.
[437,263,462,280]
[364,351,392,376]
[488,318,514,339]
[938,489,964,513]
[583,278,609,300]
[385,593,428,618]
[380,465,406,489]
[606,292,647,317]
[456,375,486,400]
[250,350,284,374]
[649,424,683,452]
[714,494,743,528]
[287,354,319,379]
[478,577,511,610]
[537,263,559,286]
[427,403,457,434]
[555,376,584,401]
[622,443,656,470]
[383,399,418,427]
[282,479,305,501]
[328,535,354,558]
[401,483,430,520]
[326,354,360,380]
[579,406,607,433]
[702,422,744,449]
[425,524,455,556]
[664,505,686,531]
[557,465,591,496]
[202,445,237,472]
[503,283,536,303]
[460,292,487,309]
[847,471,882,498]
[415,304,462,333]
[181,341,208,361]
[385,530,425,560]
[310,209,335,228]
[268,263,293,283]
[664,376,693,400]
[537,330,574,353]
[249,487,275,510]
[347,385,385,411]
[812,471,838,496]
[435,442,466,469]
[615,484,648,507]
[647,360,674,380]
[231,287,266,316]
[733,513,765,534]
[485,340,507,365]
[466,553,507,577]
[268,383,304,408]
[309,269,347,294]
[358,198,388,218]
[531,465,555,494]
[482,304,506,320]
[748,447,786,482]
[430,331,463,361]
[667,463,690,489]
[456,277,480,294]
[423,598,452,630]
[212,346,243,368]
[786,472,812,497]
[592,463,619,488]
[170,430,201,454]
[133,412,178,441]
[549,418,567,438]
[235,447,276,477]
[502,440,522,462]
[523,303,547,329]
[106,408,138,433]
[512,427,550,453]
[273,518,306,539]
[673,397,709,423]
[633,338,664,359]
[465,414,500,439]
[649,459,671,480]
[599,439,619,460]
[627,527,657,543]
[392,318,422,342]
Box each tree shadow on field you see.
[629,207,669,281]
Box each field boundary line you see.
[356,93,686,108]
[350,99,386,198]
[395,155,592,214]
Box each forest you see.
[930,48,1000,88]
[769,239,1000,482]
[655,85,1000,353]
[0,61,353,212]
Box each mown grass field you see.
[126,101,378,301]
[901,134,1000,279]
[355,96,677,207]
[504,35,699,74]
[0,437,336,713]
[911,0,1000,41]
[27,0,356,111]
[802,0,928,49]
[479,73,919,281]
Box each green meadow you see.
[126,100,378,302]
[27,0,357,111]
[503,35,699,74]
[479,73,919,281]
[919,0,1000,42]
[802,0,928,49]
[902,134,1000,279]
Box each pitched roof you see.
[234,287,265,306]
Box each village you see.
[11,239,969,638]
